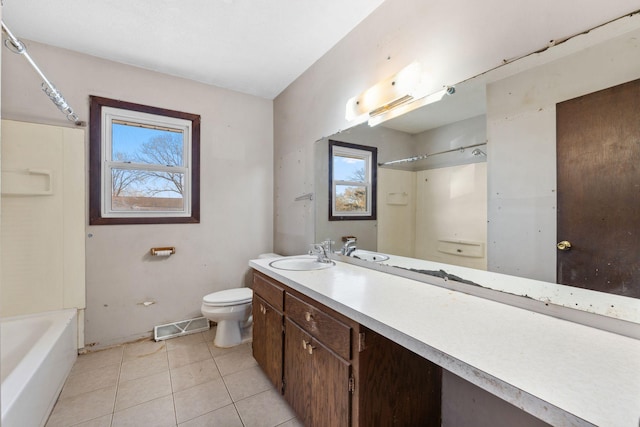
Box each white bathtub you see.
[1,309,78,427]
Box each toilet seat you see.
[202,288,252,307]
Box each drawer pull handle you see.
[302,339,309,349]
[260,304,267,315]
[307,344,315,355]
[304,312,313,322]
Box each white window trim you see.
[332,145,373,217]
[101,106,193,218]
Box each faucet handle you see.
[309,242,332,263]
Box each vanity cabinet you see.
[252,270,441,426]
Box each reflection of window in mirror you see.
[329,140,377,221]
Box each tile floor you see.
[45,328,302,427]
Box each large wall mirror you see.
[314,13,640,329]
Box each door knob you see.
[557,240,572,251]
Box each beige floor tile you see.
[214,347,257,376]
[208,340,252,359]
[231,342,253,356]
[45,386,116,427]
[115,370,172,412]
[60,363,120,400]
[235,388,297,427]
[71,413,113,427]
[170,358,221,393]
[111,395,176,427]
[206,340,230,358]
[72,347,123,374]
[178,403,243,427]
[165,333,205,351]
[276,418,304,427]
[168,342,213,369]
[49,336,300,427]
[120,350,169,383]
[223,366,273,402]
[173,378,232,424]
[200,326,217,342]
[123,339,166,361]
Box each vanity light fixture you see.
[367,85,455,127]
[345,62,422,124]
[345,61,455,127]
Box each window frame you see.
[328,140,377,221]
[89,96,200,225]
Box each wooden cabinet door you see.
[252,295,283,391]
[284,319,313,425]
[285,318,351,427]
[310,337,351,427]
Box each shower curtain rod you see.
[1,21,82,125]
[378,141,487,166]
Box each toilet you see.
[201,254,281,348]
[201,287,253,348]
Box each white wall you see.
[487,25,640,282]
[377,168,415,257]
[2,41,274,348]
[412,115,487,171]
[415,163,487,270]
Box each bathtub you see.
[1,309,78,427]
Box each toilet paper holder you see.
[150,246,176,256]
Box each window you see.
[329,140,377,221]
[89,96,200,224]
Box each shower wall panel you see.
[0,120,85,317]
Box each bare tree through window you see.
[135,133,185,197]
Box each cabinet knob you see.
[260,304,267,315]
[304,312,313,322]
[307,344,315,355]
[302,339,309,349]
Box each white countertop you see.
[250,256,640,427]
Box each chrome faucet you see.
[341,238,357,256]
[309,241,332,263]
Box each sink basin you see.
[269,256,335,271]
[349,250,389,262]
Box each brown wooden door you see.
[556,78,640,298]
[252,295,284,391]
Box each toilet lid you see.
[203,288,253,306]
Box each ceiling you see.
[2,0,385,99]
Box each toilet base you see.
[213,320,252,348]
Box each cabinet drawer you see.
[253,272,284,311]
[285,293,351,360]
